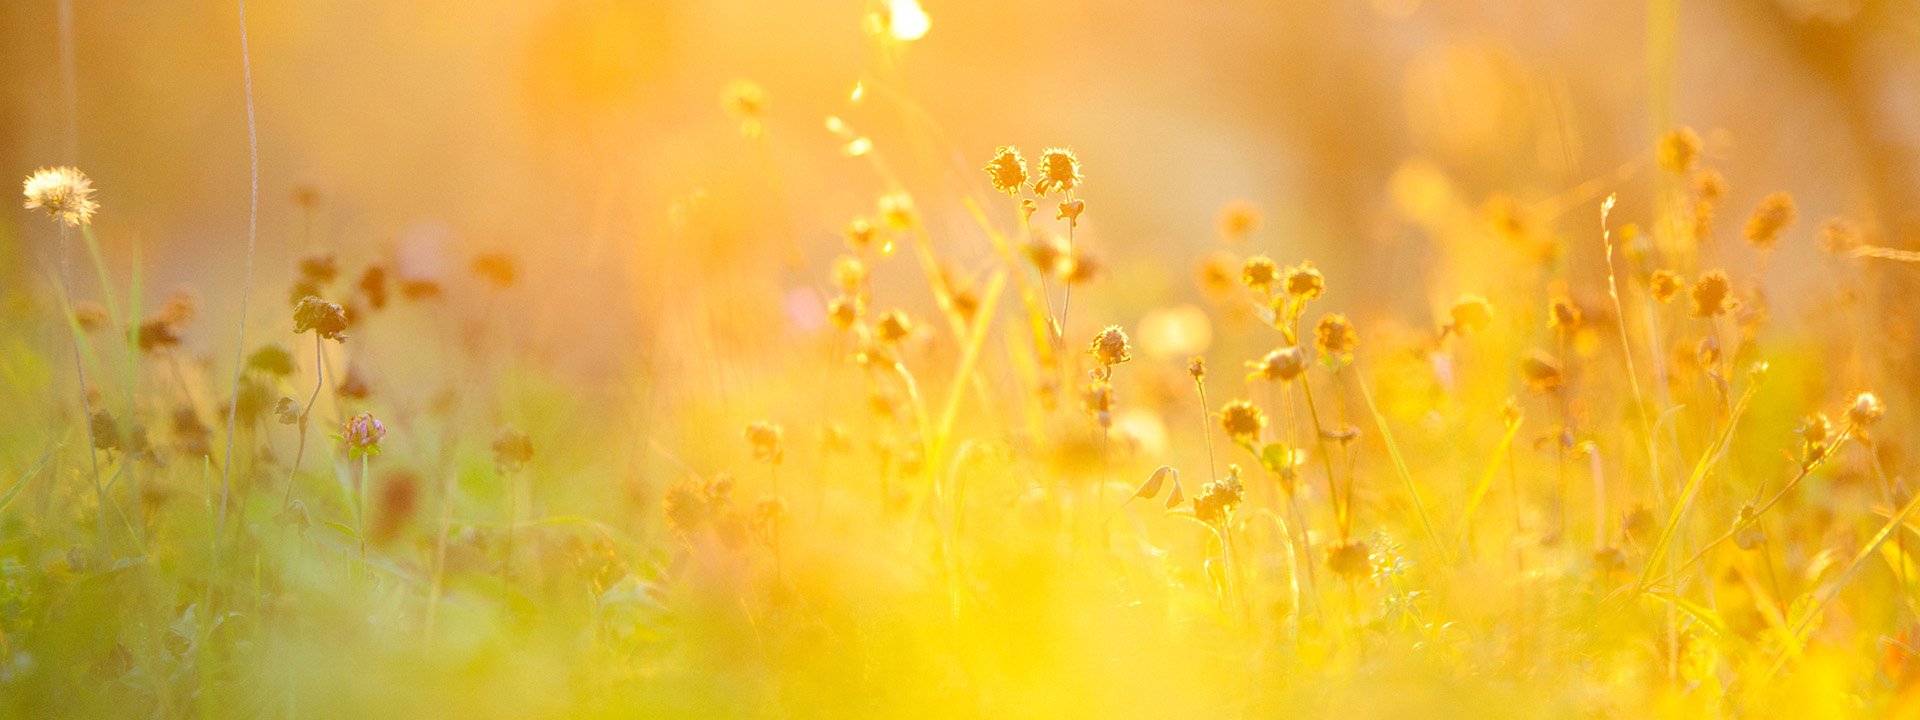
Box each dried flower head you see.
[1030,147,1082,196]
[72,301,108,333]
[1088,325,1132,366]
[1547,297,1582,332]
[826,294,863,329]
[1247,346,1306,383]
[1816,217,1860,256]
[339,412,387,458]
[1241,256,1279,294]
[844,217,880,253]
[1690,271,1731,318]
[1693,169,1727,203]
[1327,539,1373,578]
[1192,465,1245,525]
[1849,392,1885,428]
[1056,199,1085,228]
[292,296,349,342]
[1187,356,1206,380]
[1657,127,1701,174]
[874,309,913,344]
[298,251,339,285]
[832,255,868,293]
[1219,399,1266,442]
[983,146,1028,195]
[22,167,98,226]
[1284,261,1325,299]
[1314,313,1357,359]
[1449,294,1493,335]
[1743,192,1796,250]
[1520,349,1565,392]
[1649,270,1683,304]
[744,421,784,464]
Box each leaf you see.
[1137,466,1175,499]
[321,519,359,539]
[1165,480,1185,509]
[0,446,55,518]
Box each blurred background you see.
[2,0,1918,378]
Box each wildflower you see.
[826,294,862,329]
[492,425,534,473]
[1657,127,1701,173]
[1849,392,1885,428]
[982,146,1027,195]
[1218,200,1260,242]
[1087,325,1132,366]
[1547,296,1582,332]
[1743,192,1796,250]
[1219,400,1266,442]
[744,421,784,464]
[1024,234,1069,277]
[1030,147,1082,196]
[1816,217,1860,255]
[1649,270,1683,304]
[1193,465,1245,525]
[1690,271,1731,318]
[1187,356,1206,380]
[1520,350,1564,392]
[845,217,879,252]
[292,296,349,342]
[1063,249,1102,284]
[874,309,913,344]
[339,412,387,458]
[832,256,867,293]
[90,410,122,452]
[1241,255,1279,294]
[22,167,98,226]
[1314,313,1358,359]
[877,192,916,230]
[1693,169,1727,203]
[1327,539,1373,578]
[1278,263,1323,302]
[473,252,518,289]
[1449,294,1492,335]
[1247,346,1306,382]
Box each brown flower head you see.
[1690,270,1731,318]
[1285,261,1325,299]
[1088,325,1132,366]
[1219,399,1267,442]
[1649,270,1683,304]
[874,309,913,344]
[293,296,349,342]
[1449,294,1493,335]
[1030,147,1083,196]
[1240,255,1279,294]
[1520,349,1565,392]
[983,146,1028,195]
[1657,127,1701,174]
[744,421,784,464]
[1547,297,1582,332]
[1314,313,1358,359]
[1743,192,1796,250]
[1247,346,1306,383]
[826,294,863,329]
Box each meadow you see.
[3,0,1920,717]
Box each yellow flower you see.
[22,167,99,227]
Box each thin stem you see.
[219,0,262,542]
[56,225,109,551]
[280,335,326,508]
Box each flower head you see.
[293,296,349,342]
[339,413,387,458]
[744,421,784,464]
[1247,346,1306,382]
[1649,270,1683,304]
[1657,127,1701,174]
[1285,261,1325,299]
[1030,147,1082,196]
[1449,294,1492,335]
[1849,392,1885,428]
[1087,325,1132,366]
[983,146,1027,195]
[1744,192,1796,250]
[1520,349,1564,392]
[492,425,534,473]
[1241,256,1279,294]
[23,167,98,227]
[1690,271,1731,318]
[1547,297,1582,332]
[874,309,913,344]
[1314,313,1358,359]
[1219,399,1266,442]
